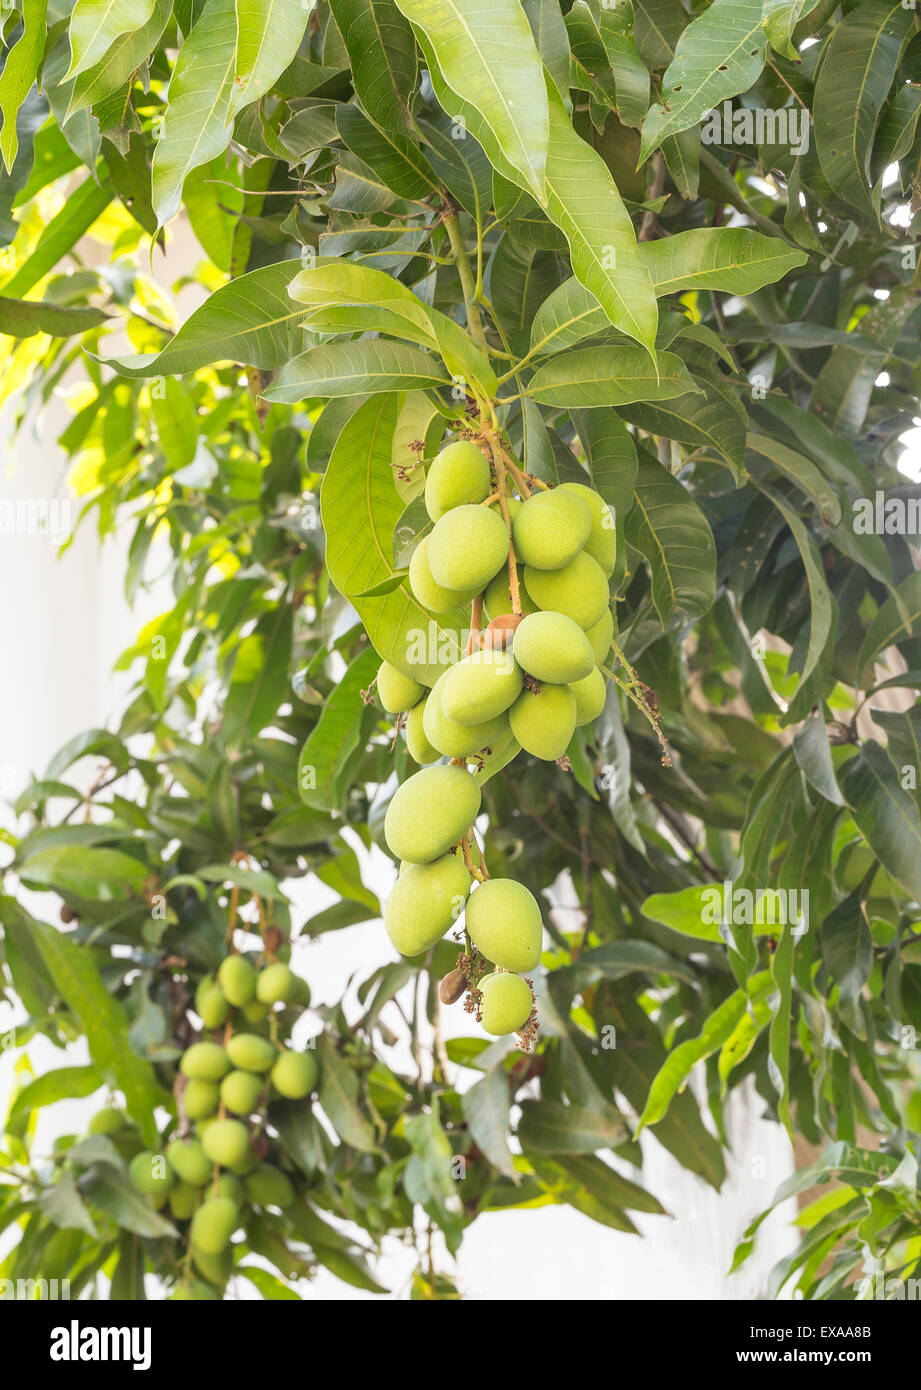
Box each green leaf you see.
[9,1065,102,1124]
[40,1173,98,1237]
[0,0,49,173]
[234,0,313,107]
[65,0,157,80]
[2,175,113,297]
[843,741,921,903]
[316,1034,378,1153]
[265,339,451,402]
[222,603,293,745]
[858,570,921,679]
[640,227,807,296]
[238,1264,303,1299]
[395,0,550,200]
[792,710,844,806]
[18,845,150,899]
[640,0,768,159]
[329,0,417,130]
[81,1168,177,1238]
[67,0,171,117]
[336,101,438,201]
[746,433,841,527]
[637,989,748,1130]
[641,884,724,943]
[620,374,746,475]
[820,889,872,1038]
[0,297,109,337]
[526,346,696,408]
[461,1064,516,1179]
[298,646,380,811]
[517,1099,626,1153]
[571,408,636,592]
[768,924,795,1137]
[624,454,717,623]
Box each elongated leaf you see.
[637,989,748,1130]
[752,480,834,697]
[316,1034,378,1153]
[222,602,293,745]
[793,710,844,806]
[2,175,113,297]
[461,1065,516,1179]
[640,227,807,295]
[526,346,696,408]
[329,0,417,129]
[234,0,313,107]
[267,339,451,402]
[768,924,794,1136]
[19,845,150,899]
[9,1065,102,1124]
[336,102,438,201]
[68,0,171,116]
[517,1099,625,1152]
[395,0,550,200]
[571,407,636,593]
[858,570,921,678]
[619,376,746,474]
[624,455,717,622]
[843,740,921,902]
[66,0,156,80]
[298,646,379,811]
[746,433,841,527]
[0,0,48,172]
[0,298,109,337]
[642,884,724,943]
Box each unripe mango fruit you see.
[409,535,478,614]
[169,1181,201,1222]
[405,697,440,764]
[166,1138,212,1187]
[226,1032,277,1074]
[524,552,609,630]
[183,1079,219,1120]
[245,1164,295,1209]
[570,667,607,724]
[181,1041,230,1082]
[483,566,536,620]
[512,611,594,684]
[88,1108,125,1135]
[384,764,481,863]
[220,1069,263,1116]
[559,482,616,575]
[511,489,590,570]
[271,1049,318,1099]
[217,954,257,1007]
[191,1243,232,1286]
[201,1118,251,1171]
[422,672,509,759]
[255,962,296,1005]
[214,1174,244,1204]
[376,661,425,714]
[479,972,534,1035]
[466,878,542,972]
[129,1151,174,1199]
[170,1280,217,1301]
[425,440,491,520]
[509,683,576,761]
[440,648,522,725]
[241,999,270,1024]
[190,1197,238,1254]
[195,975,229,1029]
[385,853,471,957]
[586,607,614,665]
[427,504,509,593]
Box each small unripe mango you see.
[181,1041,230,1082]
[479,972,534,1035]
[512,489,590,570]
[423,668,509,758]
[214,1173,244,1204]
[88,1108,125,1136]
[376,661,425,714]
[509,683,576,761]
[129,1151,173,1199]
[255,962,296,1006]
[384,764,481,863]
[195,975,229,1029]
[245,1163,295,1209]
[483,566,536,620]
[424,440,491,520]
[201,1118,251,1171]
[559,482,616,575]
[191,1243,232,1286]
[241,999,270,1025]
[169,1181,201,1222]
[570,667,607,724]
[524,552,609,630]
[220,1069,264,1116]
[405,697,440,764]
[226,1032,277,1074]
[586,607,614,665]
[385,853,471,957]
[271,1049,318,1099]
[512,611,594,684]
[170,1279,217,1300]
[217,954,257,1007]
[190,1197,238,1255]
[409,534,478,614]
[440,648,522,725]
[290,974,311,1008]
[427,504,509,593]
[166,1137,212,1187]
[466,878,542,972]
[183,1079,219,1120]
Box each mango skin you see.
[217,954,257,1007]
[214,1173,244,1204]
[559,482,616,575]
[166,1138,212,1187]
[129,1151,174,1199]
[440,649,523,726]
[511,489,591,570]
[425,440,491,521]
[405,697,441,764]
[587,607,614,665]
[220,1069,264,1116]
[201,1118,251,1171]
[479,972,534,1035]
[524,552,609,630]
[512,611,594,684]
[183,1079,219,1121]
[195,975,229,1029]
[466,878,542,972]
[571,668,607,724]
[181,1042,230,1082]
[226,1032,277,1074]
[169,1181,201,1222]
[255,963,296,1005]
[241,999,270,1025]
[427,504,509,593]
[88,1108,125,1135]
[191,1243,232,1286]
[483,565,537,620]
[190,1197,238,1255]
[245,1164,295,1209]
[271,1049,318,1099]
[384,764,481,864]
[423,671,509,759]
[385,853,471,957]
[377,660,425,714]
[170,1279,217,1301]
[509,683,577,761]
[409,534,478,614]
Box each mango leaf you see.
[619,377,746,475]
[234,0,313,106]
[640,227,807,296]
[298,646,380,811]
[264,340,451,402]
[637,989,748,1130]
[517,1099,626,1152]
[65,0,157,80]
[624,455,717,623]
[525,346,696,408]
[18,845,150,899]
[768,924,795,1137]
[81,1168,177,1238]
[0,298,109,337]
[461,1064,516,1179]
[67,0,171,117]
[0,0,48,172]
[328,0,417,130]
[336,101,438,201]
[316,1034,378,1153]
[9,1065,102,1124]
[571,407,637,592]
[843,741,921,903]
[2,175,113,298]
[858,570,921,678]
[746,433,841,527]
[642,884,724,943]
